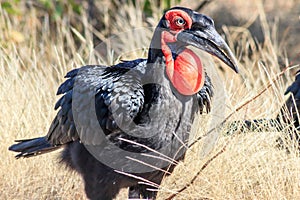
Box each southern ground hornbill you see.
[9,7,238,199]
[281,70,300,129]
[228,70,300,150]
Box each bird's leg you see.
[128,184,158,200]
[128,185,140,199]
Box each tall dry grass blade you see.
[165,144,228,200]
[114,170,160,188]
[118,137,179,165]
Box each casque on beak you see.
[176,13,239,73]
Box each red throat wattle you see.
[161,31,204,95]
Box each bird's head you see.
[148,7,238,95]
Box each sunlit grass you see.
[1,1,299,199]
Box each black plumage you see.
[227,70,300,151]
[10,59,212,199]
[285,70,300,98]
[9,7,238,199]
[276,70,300,152]
[280,70,300,129]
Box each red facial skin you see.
[161,10,204,95]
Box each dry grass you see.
[1,0,300,199]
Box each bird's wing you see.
[285,70,300,99]
[46,59,147,145]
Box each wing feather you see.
[46,60,146,146]
[285,70,300,99]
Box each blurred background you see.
[1,0,300,199]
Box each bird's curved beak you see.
[176,21,239,73]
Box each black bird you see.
[9,7,238,199]
[276,70,300,151]
[227,70,300,150]
[281,70,300,128]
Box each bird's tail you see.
[8,137,61,159]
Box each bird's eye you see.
[175,17,185,27]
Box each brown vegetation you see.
[1,0,299,199]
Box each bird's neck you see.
[147,29,205,96]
